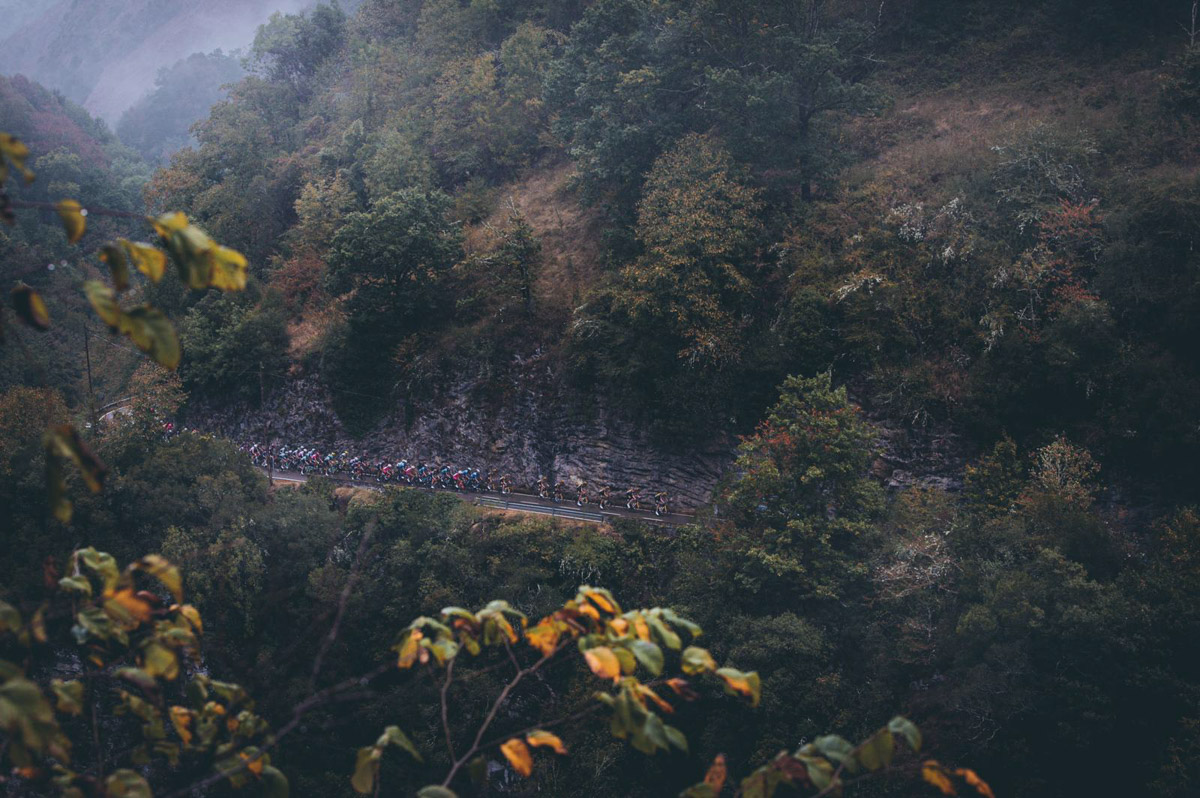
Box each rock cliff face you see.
[187,354,970,511]
[187,354,738,511]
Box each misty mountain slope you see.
[0,0,308,122]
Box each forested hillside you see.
[3,0,1200,796]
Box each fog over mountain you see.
[0,0,321,123]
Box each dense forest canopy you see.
[3,0,1200,796]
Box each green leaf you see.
[55,199,86,244]
[45,426,106,493]
[99,243,132,291]
[104,769,152,798]
[43,426,106,521]
[629,639,664,676]
[261,765,290,798]
[0,600,20,633]
[50,679,84,716]
[660,608,702,638]
[647,615,682,650]
[57,575,92,597]
[613,645,636,674]
[802,755,835,791]
[131,554,183,603]
[416,788,458,798]
[78,548,119,586]
[11,282,50,330]
[888,716,922,752]
[856,728,894,772]
[664,724,688,753]
[84,281,180,369]
[378,725,423,762]
[813,735,859,773]
[681,646,716,675]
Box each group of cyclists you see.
[242,442,673,516]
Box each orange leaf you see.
[633,615,651,641]
[110,588,152,623]
[956,768,995,798]
[526,730,567,755]
[583,646,621,683]
[715,668,761,706]
[581,587,617,614]
[637,684,674,713]
[704,754,727,793]
[526,620,560,655]
[666,677,699,700]
[501,737,533,777]
[240,751,264,776]
[922,761,956,796]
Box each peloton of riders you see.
[241,441,672,515]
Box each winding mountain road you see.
[264,468,695,526]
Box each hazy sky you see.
[0,0,313,124]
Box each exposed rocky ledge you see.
[185,355,969,511]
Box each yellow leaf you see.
[681,646,716,675]
[123,240,166,282]
[704,754,727,794]
[150,211,247,292]
[142,642,178,679]
[583,646,621,683]
[11,283,50,330]
[207,245,248,291]
[956,768,995,798]
[0,132,35,183]
[500,738,533,777]
[170,706,194,745]
[84,280,122,326]
[149,211,189,237]
[120,305,181,370]
[396,629,422,668]
[525,730,567,755]
[608,617,629,635]
[55,199,86,243]
[176,604,203,634]
[31,606,47,643]
[922,761,956,796]
[133,554,182,602]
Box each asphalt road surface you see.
[264,468,694,526]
